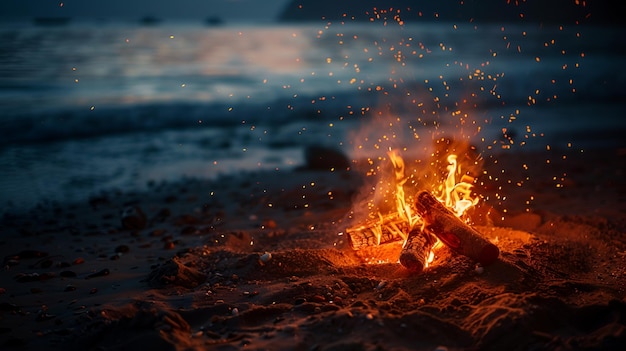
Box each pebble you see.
[121,206,147,230]
[475,265,484,274]
[376,280,387,290]
[259,252,272,265]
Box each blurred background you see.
[1,0,624,210]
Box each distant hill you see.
[278,0,621,26]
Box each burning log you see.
[346,213,407,250]
[414,191,499,265]
[399,228,436,273]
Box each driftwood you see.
[346,213,406,249]
[399,228,436,273]
[414,191,499,265]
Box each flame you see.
[438,154,480,218]
[347,148,480,268]
[388,150,420,231]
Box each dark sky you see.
[1,0,291,22]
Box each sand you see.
[1,146,625,351]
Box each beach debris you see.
[399,228,437,273]
[121,206,147,230]
[415,191,499,265]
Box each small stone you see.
[232,308,239,316]
[475,265,484,274]
[64,285,77,292]
[303,145,350,171]
[121,206,147,230]
[259,252,272,265]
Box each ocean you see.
[1,20,624,211]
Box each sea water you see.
[1,20,624,210]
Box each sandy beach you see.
[1,144,624,351]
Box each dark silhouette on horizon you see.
[279,0,621,26]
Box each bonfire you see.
[347,150,499,272]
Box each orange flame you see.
[348,148,479,267]
[438,154,480,219]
